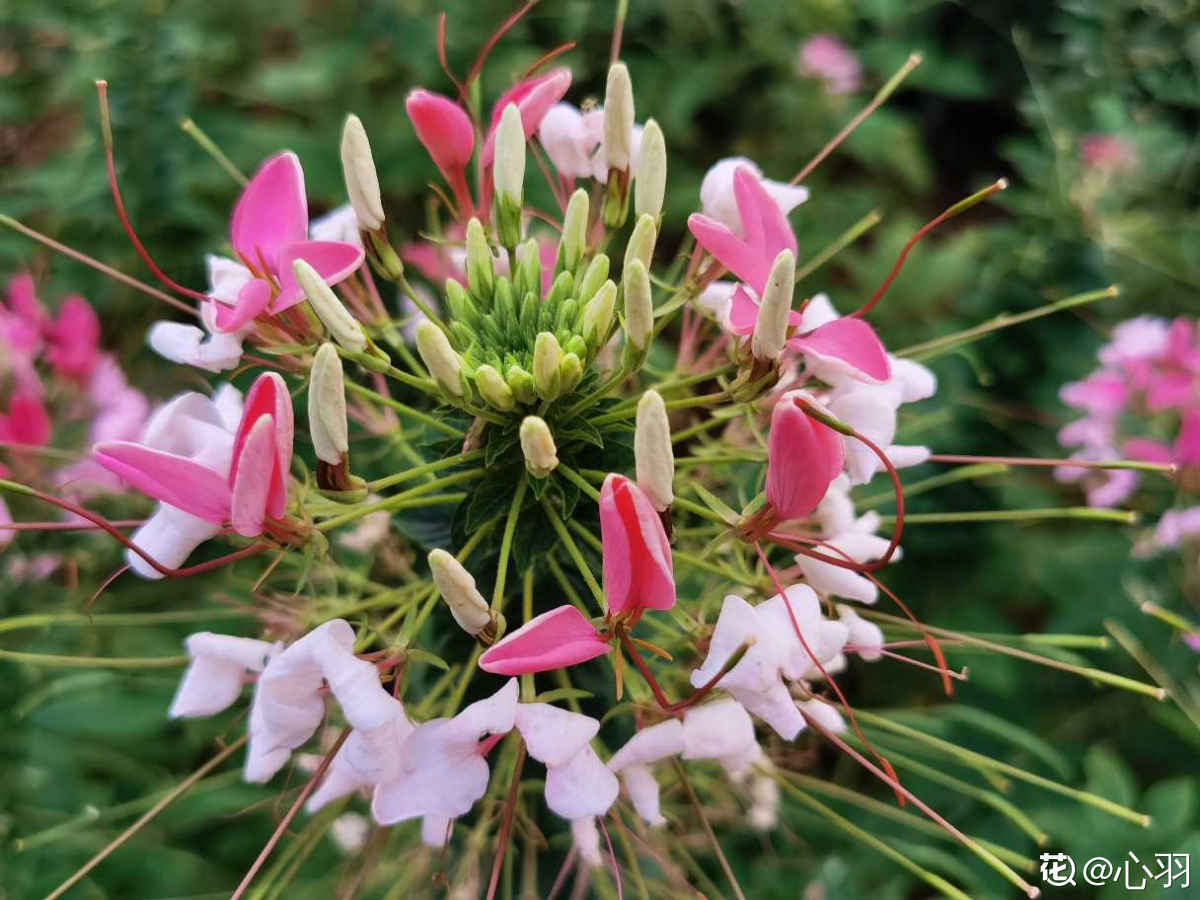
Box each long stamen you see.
[928,452,1177,475]
[464,1,538,93]
[95,81,211,305]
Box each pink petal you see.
[727,284,803,337]
[1122,438,1172,465]
[687,214,770,293]
[230,414,275,536]
[1176,409,1200,467]
[272,241,365,312]
[93,441,232,523]
[0,390,51,446]
[212,279,272,333]
[481,68,573,167]
[1145,372,1194,411]
[790,317,892,383]
[231,373,293,519]
[732,166,796,259]
[6,272,46,324]
[231,152,309,271]
[1060,372,1127,417]
[766,394,845,520]
[405,89,476,183]
[46,294,101,379]
[479,605,610,675]
[600,474,675,616]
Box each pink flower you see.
[209,153,364,331]
[479,605,611,675]
[480,68,572,168]
[94,372,294,544]
[766,392,844,520]
[0,389,52,446]
[45,294,101,380]
[798,35,862,95]
[1080,134,1137,173]
[1060,371,1128,418]
[405,89,476,184]
[1177,409,1200,467]
[1152,507,1200,551]
[600,473,675,616]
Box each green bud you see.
[560,188,589,272]
[555,298,578,332]
[512,239,542,300]
[559,352,583,393]
[545,270,574,309]
[565,334,589,358]
[415,320,464,397]
[622,259,653,352]
[623,213,657,272]
[506,365,537,404]
[518,291,539,336]
[493,104,525,249]
[581,279,617,348]
[492,276,516,331]
[465,217,495,302]
[475,363,516,411]
[533,331,564,400]
[634,118,666,220]
[444,278,475,324]
[576,254,610,305]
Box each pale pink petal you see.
[791,317,892,383]
[543,745,619,820]
[94,441,232,523]
[600,474,675,616]
[515,703,599,767]
[46,294,101,379]
[537,103,597,178]
[212,278,272,333]
[169,633,277,718]
[273,240,365,311]
[680,699,756,762]
[620,765,665,826]
[479,605,610,675]
[766,392,845,520]
[1122,438,1172,464]
[125,506,222,579]
[231,152,309,269]
[1060,371,1127,416]
[231,372,293,519]
[481,68,573,167]
[1176,409,1200,466]
[230,414,275,536]
[607,720,684,772]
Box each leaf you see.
[1144,778,1196,836]
[404,648,450,671]
[556,418,604,449]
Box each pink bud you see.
[405,89,476,183]
[599,474,675,616]
[766,393,844,521]
[479,605,611,675]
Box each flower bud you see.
[506,365,537,404]
[465,217,495,301]
[429,548,494,638]
[520,416,559,478]
[603,63,635,172]
[494,103,525,248]
[752,249,795,361]
[560,188,589,272]
[512,239,542,300]
[576,254,610,305]
[559,352,583,393]
[308,343,349,465]
[415,320,463,397]
[476,363,516,411]
[623,214,657,272]
[293,259,367,352]
[622,259,653,352]
[635,389,673,510]
[533,331,564,399]
[581,279,617,347]
[634,119,666,220]
[340,114,384,231]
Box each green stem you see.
[856,463,1009,508]
[556,463,602,502]
[0,609,250,635]
[367,450,481,491]
[345,380,463,437]
[542,500,606,611]
[880,507,1139,525]
[179,118,248,184]
[794,208,883,283]
[492,478,530,611]
[0,649,186,669]
[317,469,484,531]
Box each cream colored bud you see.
[415,320,463,397]
[519,416,559,478]
[581,280,617,346]
[429,549,492,636]
[340,114,384,231]
[293,259,367,352]
[475,363,516,411]
[634,119,666,219]
[635,389,673,510]
[623,214,657,271]
[494,103,526,202]
[533,331,563,399]
[560,189,589,272]
[465,217,495,300]
[308,343,349,465]
[603,63,635,172]
[751,249,795,361]
[622,259,653,351]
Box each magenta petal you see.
[6,272,46,324]
[600,474,675,616]
[231,372,292,518]
[687,214,769,292]
[479,605,611,675]
[481,68,573,167]
[230,414,275,536]
[766,395,845,520]
[727,285,760,336]
[272,241,365,312]
[790,318,892,382]
[231,152,309,269]
[1122,438,1172,464]
[94,441,232,523]
[405,89,476,183]
[733,166,796,258]
[46,294,101,379]
[212,279,271,333]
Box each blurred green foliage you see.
[3,0,1199,897]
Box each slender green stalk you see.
[317,469,483,530]
[367,449,481,491]
[179,118,248,184]
[794,208,883,283]
[492,479,530,611]
[856,463,1009,508]
[345,380,464,437]
[0,608,251,635]
[671,759,747,900]
[1105,619,1200,732]
[0,649,187,669]
[542,500,606,611]
[556,463,602,502]
[1139,602,1196,633]
[880,507,1138,525]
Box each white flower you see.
[148,257,253,372]
[795,528,899,605]
[310,204,365,249]
[837,604,885,661]
[169,632,280,718]
[537,103,645,185]
[699,157,808,234]
[372,679,518,843]
[329,812,372,854]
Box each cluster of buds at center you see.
[416,211,620,412]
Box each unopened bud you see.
[576,254,610,304]
[476,363,516,411]
[603,63,635,172]
[533,331,564,399]
[560,189,589,272]
[581,279,617,347]
[635,119,666,219]
[308,343,349,465]
[465,218,495,301]
[519,416,559,478]
[513,239,542,300]
[506,365,537,404]
[635,389,673,510]
[493,104,525,248]
[622,259,653,352]
[752,249,795,361]
[559,352,583,393]
[623,214,657,271]
[415,320,464,397]
[293,259,367,352]
[429,549,494,638]
[340,114,384,231]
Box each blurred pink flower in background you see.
[798,35,862,95]
[1080,134,1138,173]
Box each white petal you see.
[621,765,666,826]
[515,703,599,768]
[212,384,244,431]
[838,604,885,661]
[699,157,763,232]
[571,817,603,868]
[762,178,809,217]
[887,444,931,469]
[206,255,253,305]
[371,723,491,823]
[608,719,683,772]
[538,104,596,179]
[127,505,222,580]
[689,594,762,688]
[693,280,737,326]
[735,682,805,741]
[681,698,755,763]
[310,205,364,248]
[421,815,454,847]
[544,746,618,820]
[799,698,846,734]
[797,293,839,331]
[441,678,518,754]
[889,357,937,402]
